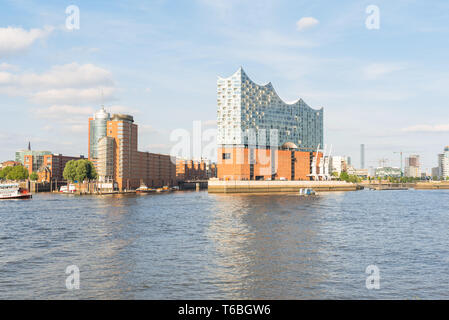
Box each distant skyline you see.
[1,0,449,171]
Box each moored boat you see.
[0,183,32,199]
[299,188,316,196]
[136,184,156,193]
[60,184,76,193]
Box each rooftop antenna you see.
[28,141,31,151]
[101,89,105,110]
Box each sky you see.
[1,0,449,172]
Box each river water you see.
[1,189,448,299]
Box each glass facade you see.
[89,107,110,159]
[217,68,324,151]
[15,150,52,169]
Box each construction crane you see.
[393,151,417,177]
[378,158,389,167]
[393,151,404,177]
[368,158,389,167]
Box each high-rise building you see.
[438,146,449,179]
[96,136,115,181]
[88,107,110,161]
[216,68,324,181]
[217,67,323,150]
[360,144,365,169]
[88,108,176,190]
[330,156,348,175]
[404,154,421,178]
[432,167,440,178]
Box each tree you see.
[63,159,97,182]
[340,171,349,182]
[0,166,13,180]
[5,165,29,181]
[30,172,39,181]
[63,160,77,182]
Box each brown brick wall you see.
[217,147,312,181]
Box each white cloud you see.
[109,105,139,114]
[0,63,114,89]
[0,63,116,105]
[296,17,319,31]
[139,124,157,134]
[34,105,95,118]
[31,86,115,105]
[402,124,449,133]
[0,26,54,56]
[0,62,17,70]
[362,63,405,79]
[69,124,88,133]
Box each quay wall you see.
[414,182,449,190]
[208,180,359,193]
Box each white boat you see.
[60,184,76,193]
[0,183,32,199]
[299,188,316,196]
[136,184,156,194]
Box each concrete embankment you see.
[208,180,360,193]
[414,182,449,190]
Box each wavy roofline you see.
[218,67,323,111]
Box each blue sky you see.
[1,0,449,171]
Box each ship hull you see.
[0,194,32,200]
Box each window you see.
[222,153,231,160]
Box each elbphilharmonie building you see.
[216,68,325,181]
[217,67,323,151]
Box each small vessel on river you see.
[299,188,316,196]
[136,183,156,194]
[0,183,32,199]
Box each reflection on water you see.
[1,190,449,299]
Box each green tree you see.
[6,165,29,180]
[0,166,12,180]
[63,160,77,182]
[30,172,39,181]
[340,171,349,182]
[63,159,97,182]
[85,160,98,180]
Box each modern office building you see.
[216,67,324,181]
[432,167,440,178]
[360,144,365,169]
[88,107,110,161]
[404,154,421,178]
[96,136,115,181]
[15,143,52,171]
[88,107,176,190]
[438,146,449,179]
